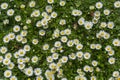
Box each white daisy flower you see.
[32,39,39,45]
[1,2,8,9]
[47,0,54,4]
[47,56,53,63]
[84,52,91,59]
[29,1,36,7]
[67,40,74,47]
[10,76,17,80]
[76,51,83,58]
[54,41,61,47]
[0,56,3,63]
[108,57,115,64]
[84,21,93,30]
[104,9,110,15]
[24,45,31,52]
[112,71,119,77]
[112,39,120,46]
[31,56,38,63]
[78,17,85,26]
[59,19,66,25]
[95,2,103,9]
[114,1,120,8]
[15,15,21,22]
[4,70,12,78]
[0,46,8,54]
[107,22,114,29]
[13,25,20,32]
[43,44,49,50]
[39,30,46,36]
[61,36,68,43]
[51,11,57,18]
[61,56,68,63]
[18,64,25,70]
[60,1,66,6]
[7,9,15,16]
[92,60,98,67]
[24,67,34,76]
[34,68,42,76]
[76,43,83,50]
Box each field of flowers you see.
[0,0,120,80]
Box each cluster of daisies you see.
[0,0,120,80]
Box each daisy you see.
[3,35,10,43]
[73,39,79,45]
[0,56,3,63]
[61,56,68,63]
[84,52,91,59]
[90,44,96,49]
[47,0,54,4]
[45,5,52,13]
[49,62,56,69]
[7,9,15,16]
[105,45,112,52]
[112,39,120,46]
[60,1,66,6]
[39,30,46,36]
[26,19,31,24]
[8,33,15,40]
[17,58,24,64]
[15,15,21,22]
[34,68,42,76]
[32,39,39,45]
[24,45,31,52]
[67,40,74,47]
[18,49,26,57]
[92,60,98,67]
[31,56,38,63]
[8,62,15,69]
[69,53,76,60]
[47,56,53,63]
[13,25,20,32]
[1,2,8,9]
[18,64,25,70]
[83,65,90,72]
[108,50,115,56]
[84,21,93,30]
[108,57,115,64]
[43,44,49,50]
[65,29,71,35]
[51,11,57,18]
[5,53,12,59]
[95,2,103,9]
[36,21,42,27]
[76,51,83,58]
[36,76,43,80]
[95,44,102,50]
[29,1,36,7]
[61,36,68,43]
[24,67,34,76]
[112,71,119,77]
[0,46,8,54]
[114,1,120,8]
[76,43,83,50]
[10,76,17,80]
[52,53,59,60]
[59,19,66,25]
[20,30,27,37]
[72,9,82,16]
[107,22,114,29]
[78,17,85,25]
[54,41,61,47]
[104,9,110,15]
[100,22,107,28]
[4,70,12,78]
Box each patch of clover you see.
[0,0,120,80]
